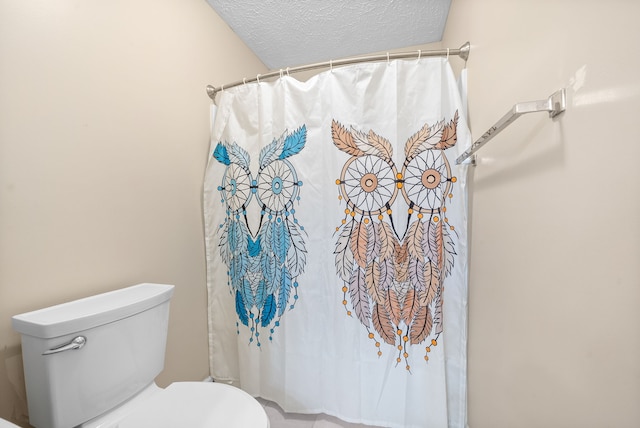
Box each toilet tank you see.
[12,283,175,428]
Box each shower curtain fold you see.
[204,58,470,428]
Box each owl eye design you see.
[401,150,451,212]
[339,155,397,215]
[220,163,253,212]
[256,159,300,213]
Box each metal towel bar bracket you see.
[456,88,566,165]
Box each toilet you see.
[12,283,269,428]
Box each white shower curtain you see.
[204,58,470,428]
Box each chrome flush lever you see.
[42,336,87,355]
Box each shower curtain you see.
[204,58,470,428]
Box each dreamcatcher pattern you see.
[213,126,307,346]
[332,112,459,370]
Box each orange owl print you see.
[332,112,459,371]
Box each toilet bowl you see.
[12,283,269,428]
[83,382,268,427]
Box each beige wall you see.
[0,0,266,426]
[3,1,639,427]
[442,1,640,427]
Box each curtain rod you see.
[206,42,470,101]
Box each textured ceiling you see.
[207,0,452,69]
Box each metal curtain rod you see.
[455,88,567,165]
[206,42,470,101]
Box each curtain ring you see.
[446,48,450,60]
[329,59,333,72]
[418,49,422,60]
[256,74,261,83]
[220,84,224,92]
[387,52,390,64]
[243,78,246,86]
[286,67,290,76]
[279,69,284,78]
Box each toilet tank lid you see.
[12,283,175,339]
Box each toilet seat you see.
[118,382,269,428]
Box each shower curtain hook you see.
[418,49,422,60]
[279,69,284,78]
[330,59,333,72]
[387,52,390,64]
[220,84,224,92]
[243,78,247,86]
[286,67,290,76]
[446,48,450,60]
[256,74,261,83]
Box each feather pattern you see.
[406,220,425,263]
[272,219,291,263]
[335,242,355,283]
[349,267,371,327]
[264,255,281,296]
[394,240,408,264]
[418,261,440,306]
[433,294,444,335]
[442,226,457,278]
[252,278,266,310]
[350,127,393,162]
[259,133,286,170]
[434,220,445,273]
[350,221,369,269]
[379,257,395,290]
[404,122,431,160]
[280,125,307,159]
[385,288,402,326]
[277,266,292,316]
[228,142,251,171]
[213,142,231,165]
[425,219,442,267]
[218,221,231,264]
[435,110,459,150]
[331,120,365,157]
[366,221,381,262]
[377,221,396,261]
[241,278,254,309]
[334,221,355,282]
[402,287,420,326]
[404,121,443,161]
[247,236,261,257]
[261,294,276,327]
[286,218,307,278]
[409,257,425,292]
[235,290,249,326]
[370,222,382,260]
[394,241,409,283]
[409,305,433,345]
[229,252,248,290]
[367,130,393,161]
[228,218,249,255]
[365,261,385,304]
[372,302,396,345]
[393,280,410,305]
[245,257,262,286]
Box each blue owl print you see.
[213,126,307,345]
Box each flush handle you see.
[43,336,87,355]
